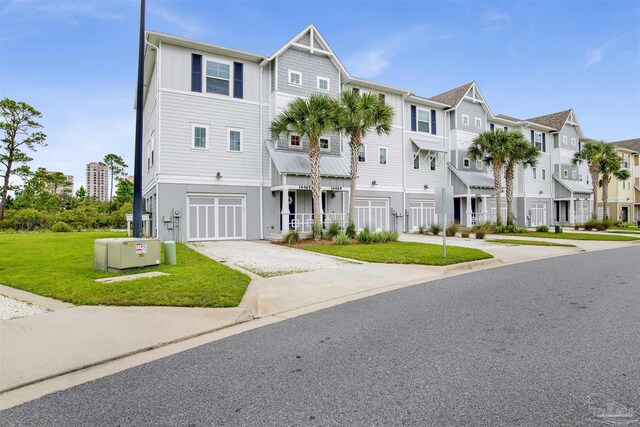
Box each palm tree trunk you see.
[348,133,361,227]
[309,137,322,240]
[589,165,600,219]
[601,175,610,220]
[505,163,515,226]
[492,161,503,225]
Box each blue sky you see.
[1,0,639,191]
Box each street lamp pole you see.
[132,0,145,238]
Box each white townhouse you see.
[140,24,593,242]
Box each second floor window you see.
[623,154,630,169]
[358,145,366,162]
[319,138,329,150]
[542,169,546,180]
[417,109,430,133]
[206,61,230,95]
[572,170,577,179]
[463,158,470,168]
[228,129,242,152]
[475,117,482,128]
[462,115,470,126]
[430,156,437,171]
[193,126,207,149]
[534,132,543,151]
[290,134,301,147]
[563,169,569,178]
[413,154,420,169]
[289,70,302,86]
[317,77,329,91]
[532,167,537,179]
[379,147,387,165]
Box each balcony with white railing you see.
[471,212,488,226]
[285,212,348,234]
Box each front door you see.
[280,191,296,230]
[454,198,461,223]
[621,206,629,222]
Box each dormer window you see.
[317,77,330,91]
[290,134,301,147]
[288,70,302,86]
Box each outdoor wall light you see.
[330,191,336,198]
[424,184,429,189]
[539,190,543,195]
[216,171,222,179]
[271,191,276,197]
[371,180,377,186]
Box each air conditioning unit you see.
[94,238,161,273]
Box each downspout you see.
[146,38,160,239]
[259,64,264,239]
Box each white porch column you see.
[281,188,290,235]
[481,196,488,223]
[569,197,575,224]
[465,195,473,227]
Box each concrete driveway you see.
[189,240,352,277]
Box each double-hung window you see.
[542,169,546,180]
[462,115,470,126]
[623,154,630,169]
[228,128,242,152]
[193,125,208,149]
[571,137,576,146]
[572,170,577,179]
[534,132,543,151]
[413,154,420,169]
[430,156,437,171]
[475,117,482,128]
[379,147,388,165]
[289,70,302,86]
[562,135,568,145]
[317,77,330,91]
[417,109,430,133]
[205,61,231,95]
[358,145,366,162]
[532,167,537,179]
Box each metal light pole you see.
[132,0,145,238]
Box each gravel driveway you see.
[0,295,48,321]
[190,241,352,277]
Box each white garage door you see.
[409,200,435,231]
[188,195,245,241]
[354,198,389,232]
[530,203,547,227]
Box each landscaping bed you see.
[488,239,576,247]
[0,232,250,307]
[301,242,493,266]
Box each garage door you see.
[354,198,389,232]
[530,203,547,227]
[409,200,435,231]
[188,196,245,241]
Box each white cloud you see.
[584,38,617,67]
[344,24,453,79]
[482,10,511,32]
[150,6,211,39]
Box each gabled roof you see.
[612,138,640,153]
[266,141,350,178]
[526,110,572,131]
[411,139,447,153]
[553,175,592,194]
[495,114,521,122]
[429,82,474,108]
[448,164,496,189]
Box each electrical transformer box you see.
[94,238,161,273]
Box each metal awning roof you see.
[411,139,447,153]
[553,176,592,194]
[266,141,350,177]
[449,165,496,189]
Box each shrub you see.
[461,231,470,238]
[535,225,549,233]
[430,223,442,236]
[332,232,351,245]
[495,224,506,234]
[506,224,518,233]
[357,227,374,244]
[475,230,486,239]
[596,222,609,231]
[376,230,399,242]
[474,222,496,234]
[516,227,528,233]
[326,221,342,239]
[284,230,299,245]
[51,221,73,232]
[445,222,459,237]
[418,225,426,235]
[345,223,357,239]
[584,219,598,231]
[574,223,581,230]
[311,222,323,239]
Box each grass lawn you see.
[0,232,250,307]
[488,239,576,247]
[507,232,640,241]
[302,242,492,266]
[608,230,640,235]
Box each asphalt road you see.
[2,246,639,426]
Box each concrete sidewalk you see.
[1,235,636,406]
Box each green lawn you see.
[0,232,250,307]
[608,230,640,235]
[507,232,640,241]
[488,239,576,247]
[303,242,492,266]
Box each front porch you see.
[277,188,350,236]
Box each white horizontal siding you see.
[143,65,159,190]
[355,129,403,191]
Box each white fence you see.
[287,212,348,233]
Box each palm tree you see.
[468,130,510,225]
[572,140,608,219]
[271,94,338,239]
[336,90,394,227]
[599,146,631,220]
[504,132,540,225]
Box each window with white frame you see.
[430,155,437,171]
[571,137,576,146]
[542,168,546,180]
[475,117,482,128]
[417,109,430,133]
[586,175,589,185]
[228,128,242,152]
[462,114,470,126]
[317,77,330,91]
[579,173,583,181]
[623,154,630,169]
[319,138,330,150]
[205,60,231,95]
[290,134,301,147]
[563,169,569,178]
[413,153,420,169]
[476,160,483,170]
[572,170,577,179]
[562,135,568,144]
[192,124,208,149]
[532,167,537,179]
[463,158,470,168]
[378,93,385,103]
[358,145,366,162]
[288,70,302,86]
[379,147,388,165]
[534,132,543,150]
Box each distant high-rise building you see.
[45,171,74,194]
[86,162,109,201]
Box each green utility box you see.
[94,238,161,273]
[554,225,563,234]
[164,241,176,265]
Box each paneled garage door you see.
[354,198,389,232]
[530,203,547,227]
[188,195,245,241]
[409,200,436,231]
